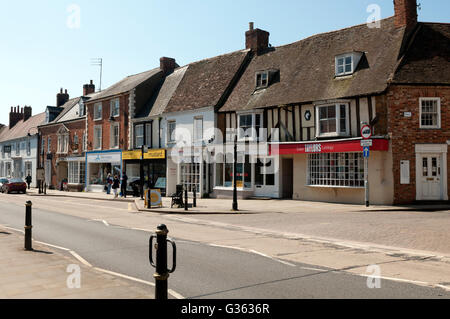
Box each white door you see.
[45,160,52,186]
[254,157,278,197]
[419,154,442,200]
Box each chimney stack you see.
[9,105,24,128]
[245,22,270,54]
[57,88,70,107]
[394,0,418,30]
[83,80,96,96]
[23,106,32,122]
[160,57,176,75]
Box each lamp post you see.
[232,134,238,211]
[140,144,148,200]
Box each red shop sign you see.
[270,139,389,155]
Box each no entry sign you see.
[361,125,372,139]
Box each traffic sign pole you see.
[364,156,369,207]
[361,124,372,207]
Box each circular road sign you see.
[361,125,372,139]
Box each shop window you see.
[316,103,349,137]
[255,158,275,186]
[420,98,440,129]
[68,162,85,184]
[181,163,200,193]
[307,153,364,187]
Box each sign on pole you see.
[361,125,372,140]
[363,147,370,158]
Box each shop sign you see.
[122,149,166,160]
[87,152,121,164]
[270,139,389,155]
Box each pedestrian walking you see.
[121,172,128,198]
[112,175,120,198]
[25,174,32,190]
[106,173,112,195]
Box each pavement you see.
[0,225,154,299]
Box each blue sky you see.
[0,0,448,126]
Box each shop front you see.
[85,150,122,192]
[122,149,166,196]
[66,156,85,192]
[270,138,393,205]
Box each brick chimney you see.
[394,0,418,30]
[160,57,176,75]
[9,106,24,128]
[56,88,70,107]
[23,106,32,122]
[83,80,95,96]
[245,22,270,54]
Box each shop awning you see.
[269,138,389,155]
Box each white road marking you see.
[249,249,297,267]
[69,250,92,267]
[301,267,328,272]
[93,267,185,299]
[34,241,70,251]
[1,225,24,234]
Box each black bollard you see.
[44,182,47,195]
[193,187,197,208]
[149,225,176,300]
[24,201,32,251]
[184,188,188,211]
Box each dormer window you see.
[256,71,268,89]
[335,52,364,77]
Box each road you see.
[0,194,449,299]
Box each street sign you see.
[361,125,372,139]
[360,139,373,147]
[363,147,370,158]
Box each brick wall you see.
[387,85,450,204]
[86,94,129,152]
[39,119,86,188]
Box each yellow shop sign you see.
[122,149,166,160]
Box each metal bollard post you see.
[149,224,176,300]
[24,201,32,251]
[44,182,47,195]
[147,190,151,209]
[193,187,197,208]
[184,188,188,211]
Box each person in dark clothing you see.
[25,175,32,190]
[121,172,128,198]
[112,175,120,198]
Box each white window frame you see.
[79,101,86,117]
[93,126,102,150]
[68,161,86,184]
[110,98,120,118]
[82,132,86,152]
[41,138,45,154]
[255,71,269,89]
[16,142,20,156]
[26,140,31,156]
[167,121,176,143]
[335,54,354,76]
[94,103,102,121]
[47,137,51,154]
[145,123,152,148]
[419,97,441,129]
[73,134,79,153]
[237,111,263,142]
[135,124,144,148]
[315,103,350,138]
[307,152,364,188]
[193,117,203,143]
[110,123,120,149]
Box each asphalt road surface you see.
[0,196,448,299]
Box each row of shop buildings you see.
[2,0,449,205]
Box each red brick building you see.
[38,82,97,190]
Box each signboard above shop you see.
[86,151,122,164]
[270,139,389,156]
[122,149,166,161]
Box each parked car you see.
[1,178,27,194]
[0,178,9,191]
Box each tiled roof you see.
[163,50,250,113]
[392,22,450,84]
[221,17,406,111]
[86,68,162,103]
[136,66,188,119]
[0,112,46,142]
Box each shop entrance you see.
[254,157,277,197]
[281,158,293,199]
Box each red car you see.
[1,178,27,194]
